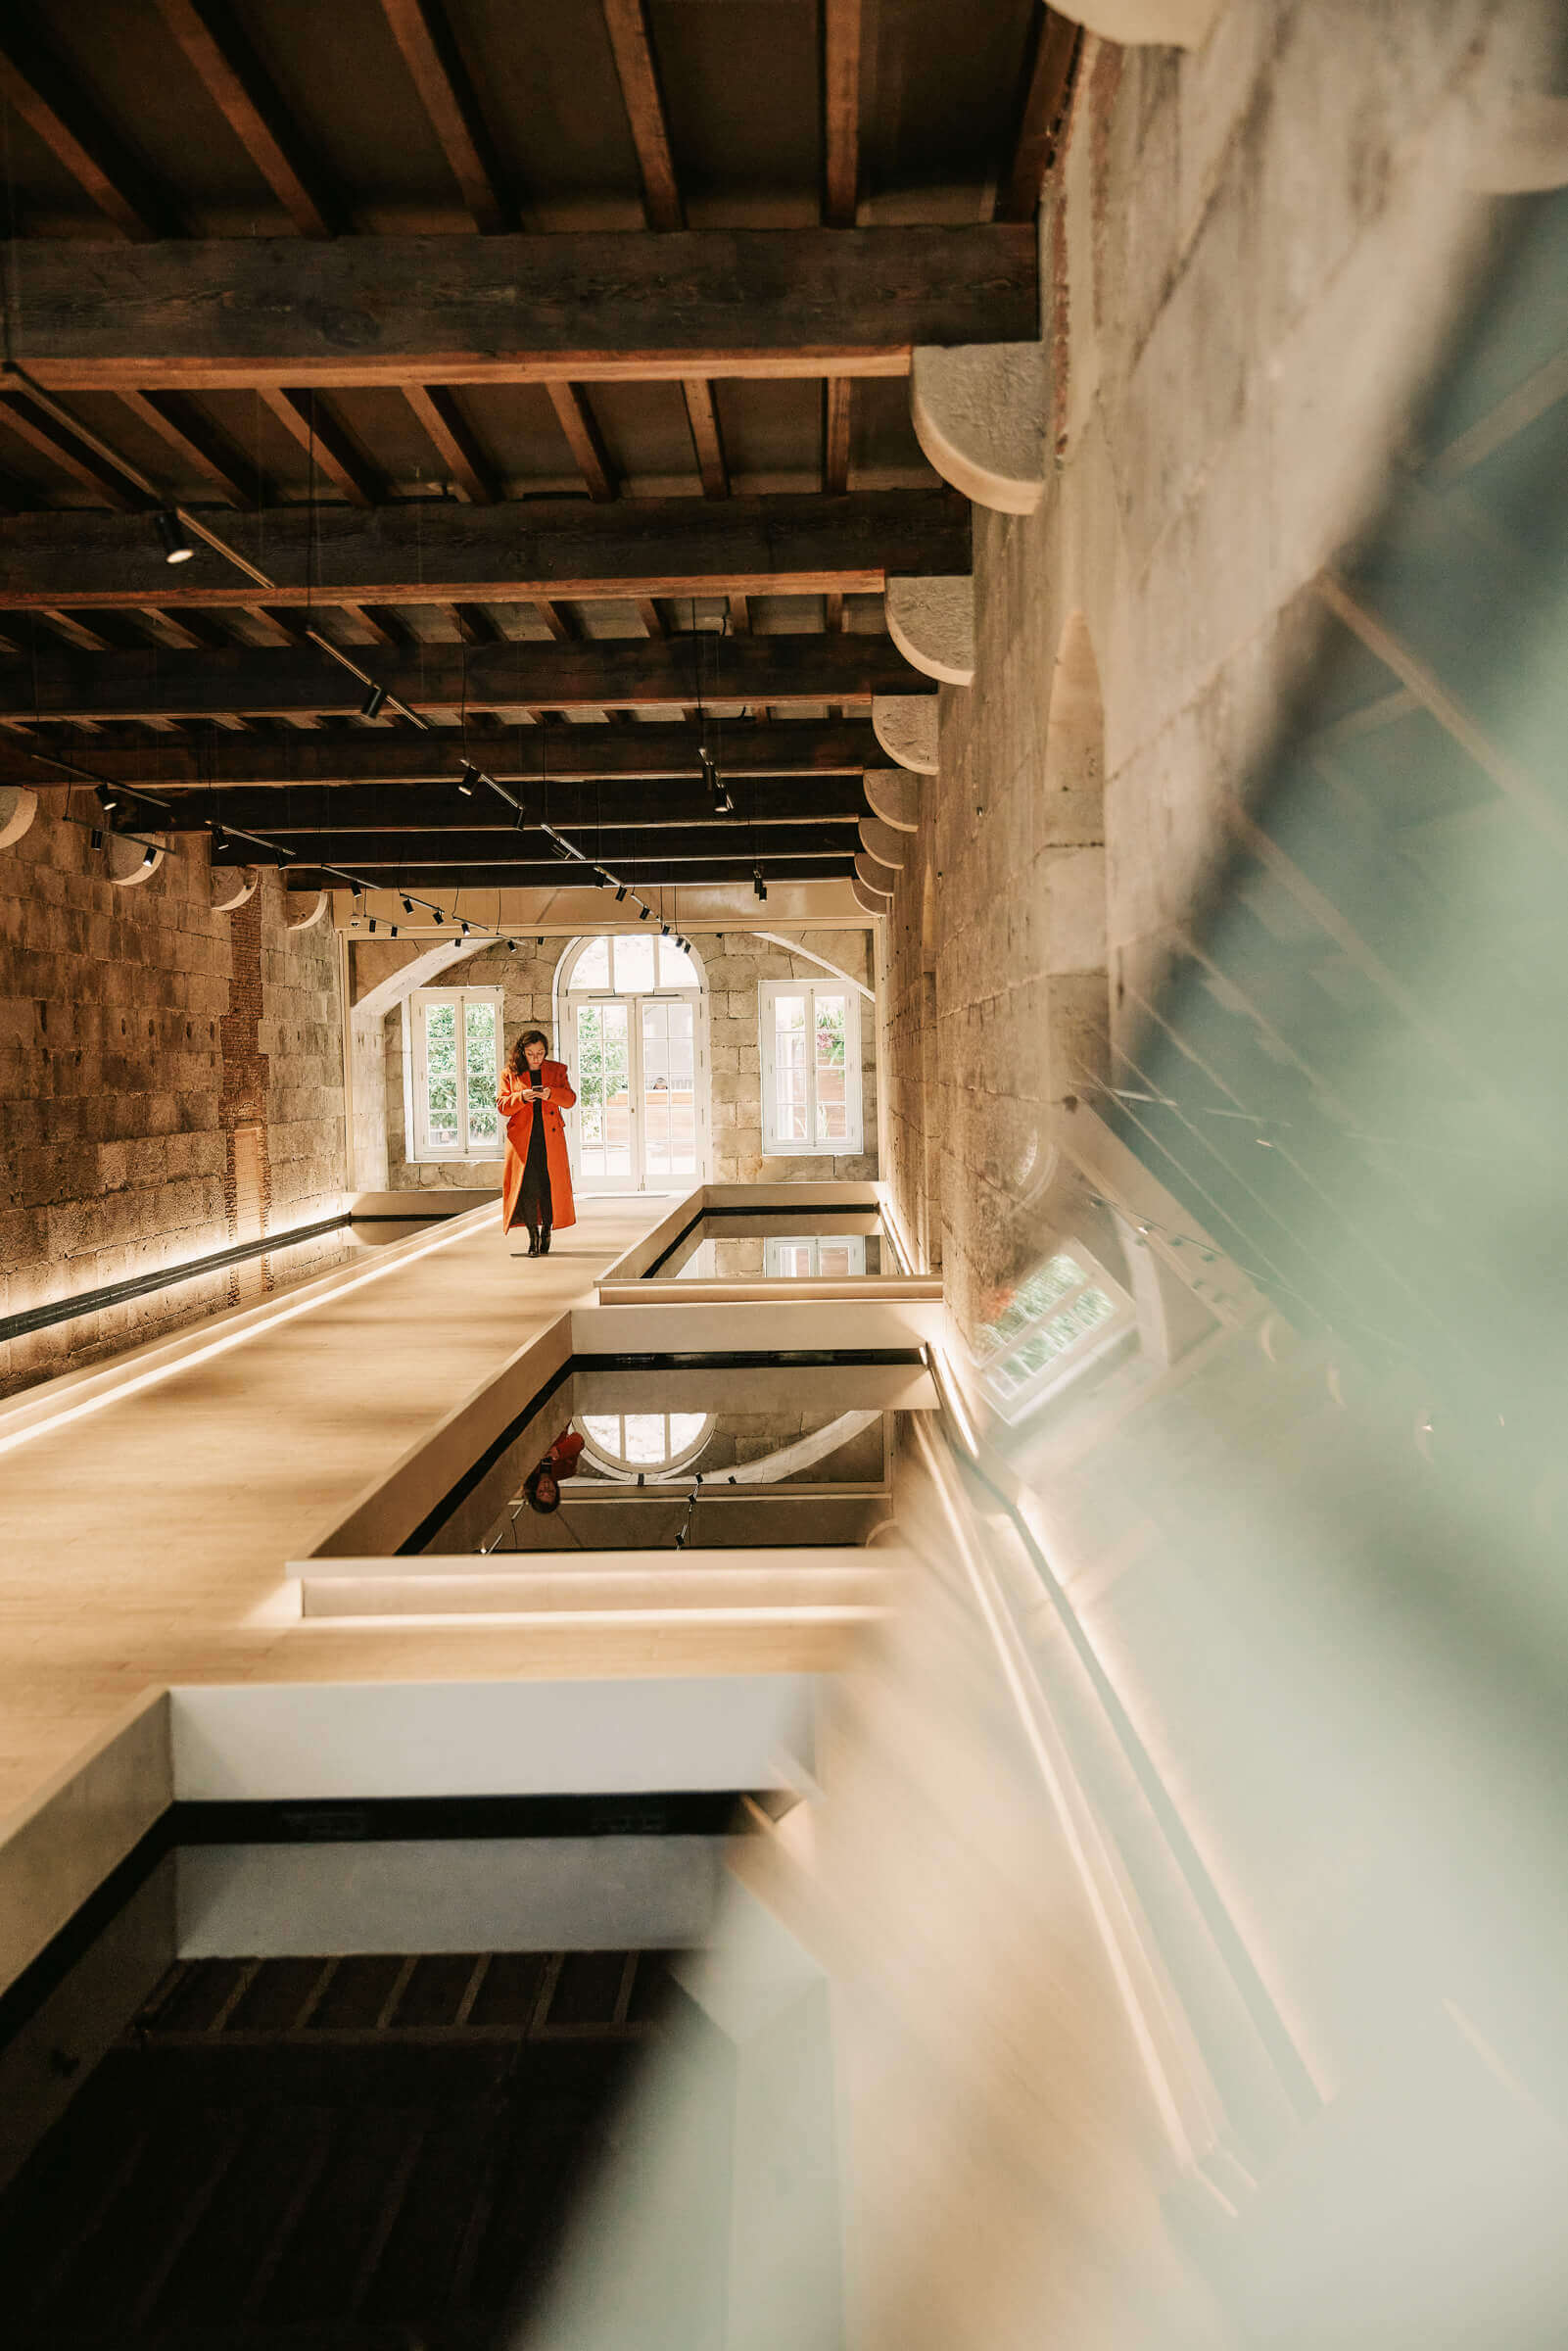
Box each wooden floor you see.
[0,1193,778,1826]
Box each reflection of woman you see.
[499,1029,576,1255]
[524,1428,586,1513]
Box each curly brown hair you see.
[506,1028,550,1078]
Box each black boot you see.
[526,1226,540,1257]
[539,1225,551,1255]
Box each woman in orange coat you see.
[498,1028,576,1254]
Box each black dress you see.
[518,1085,551,1234]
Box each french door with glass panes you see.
[566,984,705,1193]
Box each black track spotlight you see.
[140,841,159,869]
[359,682,388,722]
[431,905,444,925]
[460,918,470,936]
[660,921,670,936]
[90,825,104,850]
[639,903,651,921]
[390,923,399,937]
[212,824,227,855]
[155,509,194,565]
[401,894,414,915]
[96,786,120,816]
[367,915,377,933]
[455,763,476,797]
[506,936,517,953]
[614,883,628,904]
[537,936,545,948]
[753,866,767,904]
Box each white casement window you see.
[759,981,863,1157]
[973,1246,1135,1425]
[763,1234,867,1277]
[407,985,505,1162]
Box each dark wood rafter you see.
[682,377,729,500]
[822,0,861,498]
[546,382,616,501]
[0,490,969,609]
[0,394,140,507]
[165,778,869,830]
[2,226,1037,389]
[377,0,514,234]
[403,384,499,503]
[284,854,856,890]
[151,0,345,237]
[217,824,860,868]
[0,716,879,787]
[257,388,383,506]
[995,9,1081,222]
[0,633,929,721]
[117,390,269,506]
[0,24,181,240]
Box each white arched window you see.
[556,935,709,1194]
[576,1411,715,1479]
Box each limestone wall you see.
[883,0,1536,1336]
[0,801,345,1397]
[377,927,878,1191]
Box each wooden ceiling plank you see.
[824,0,863,228]
[995,10,1080,223]
[601,0,684,231]
[7,226,1037,390]
[0,396,140,508]
[152,0,343,237]
[0,714,877,786]
[637,598,666,638]
[258,388,383,506]
[117,390,262,506]
[403,383,500,503]
[163,777,869,829]
[0,29,179,240]
[0,489,968,607]
[0,635,927,722]
[376,0,512,234]
[546,382,616,502]
[218,825,858,867]
[284,854,856,889]
[824,375,852,495]
[683,379,729,500]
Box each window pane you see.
[572,936,611,987]
[615,933,655,994]
[668,1414,707,1456]
[423,1001,459,1147]
[774,993,806,1032]
[623,1414,671,1464]
[464,1000,499,1150]
[658,937,697,987]
[814,995,848,1142]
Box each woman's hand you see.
[538,1084,552,1102]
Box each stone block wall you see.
[378,927,878,1191]
[882,0,1533,1338]
[0,798,345,1397]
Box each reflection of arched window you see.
[556,936,710,1194]
[576,1412,714,1478]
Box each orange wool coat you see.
[498,1061,577,1231]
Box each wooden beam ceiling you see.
[0,491,966,609]
[283,853,856,890]
[4,225,1034,390]
[995,11,1080,223]
[158,777,869,831]
[0,634,928,722]
[1,716,877,791]
[0,24,181,240]
[151,0,345,238]
[377,0,514,234]
[216,822,858,868]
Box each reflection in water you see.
[656,1207,885,1279]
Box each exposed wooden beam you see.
[117,390,266,505]
[219,824,858,868]
[0,396,139,508]
[257,388,383,506]
[637,597,665,638]
[823,375,853,495]
[823,0,862,227]
[0,715,878,787]
[0,489,968,608]
[151,0,343,237]
[6,226,1037,391]
[0,634,928,722]
[1315,571,1568,857]
[996,10,1080,222]
[683,377,729,499]
[163,777,869,830]
[601,0,684,232]
[546,382,616,501]
[533,600,577,644]
[286,854,856,890]
[376,0,512,233]
[0,28,179,239]
[402,383,499,503]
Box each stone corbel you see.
[864,770,923,833]
[855,850,899,897]
[1047,0,1222,45]
[884,577,975,687]
[910,342,1048,516]
[872,696,940,775]
[858,816,906,870]
[850,873,891,917]
[0,784,38,848]
[105,831,165,887]
[211,864,260,912]
[285,888,331,932]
